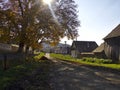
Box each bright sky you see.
[61,0,120,45]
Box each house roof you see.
[71,41,98,53]
[104,24,120,40]
[93,43,104,53]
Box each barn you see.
[93,43,107,59]
[104,24,120,63]
[71,41,98,58]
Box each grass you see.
[50,53,120,70]
[34,52,45,61]
[0,52,47,90]
[82,57,112,64]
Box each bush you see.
[81,57,112,64]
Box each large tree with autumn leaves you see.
[0,0,80,52]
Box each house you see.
[54,46,67,54]
[41,43,52,53]
[80,52,94,58]
[104,24,120,63]
[0,43,19,53]
[0,43,11,52]
[93,43,107,59]
[71,41,98,58]
[41,42,70,54]
[53,43,71,54]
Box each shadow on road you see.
[49,59,120,90]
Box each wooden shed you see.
[71,41,98,58]
[104,24,120,63]
[93,43,107,59]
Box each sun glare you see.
[43,0,52,5]
[43,0,60,25]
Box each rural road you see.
[45,53,120,90]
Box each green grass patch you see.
[51,53,75,61]
[34,52,45,61]
[0,52,46,90]
[50,53,120,70]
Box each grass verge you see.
[50,53,120,70]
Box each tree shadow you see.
[49,60,120,90]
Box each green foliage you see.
[82,57,112,64]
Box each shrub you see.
[81,57,112,64]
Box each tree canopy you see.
[0,0,80,52]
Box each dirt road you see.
[6,54,120,90]
[47,56,120,90]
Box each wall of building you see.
[104,39,120,63]
[0,43,12,52]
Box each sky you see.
[61,0,120,45]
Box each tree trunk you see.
[32,48,35,54]
[17,42,24,53]
[25,45,29,54]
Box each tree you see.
[55,0,80,39]
[0,0,80,52]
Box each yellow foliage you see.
[50,41,59,46]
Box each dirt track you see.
[47,56,120,90]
